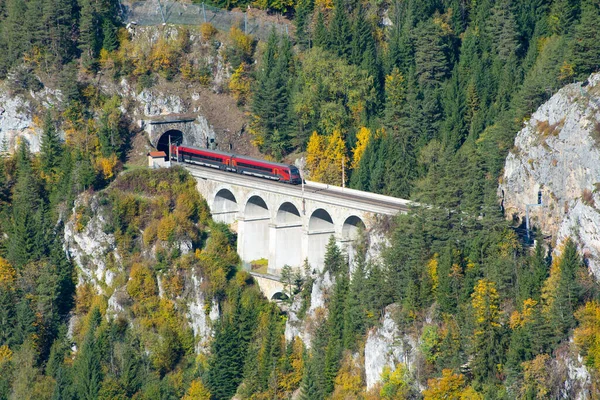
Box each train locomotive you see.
[170,145,303,185]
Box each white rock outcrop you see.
[64,193,120,293]
[364,305,417,390]
[501,73,600,278]
[0,89,41,152]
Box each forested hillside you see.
[0,0,599,399]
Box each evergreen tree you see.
[487,0,520,60]
[7,143,45,267]
[350,5,369,66]
[78,0,100,68]
[299,359,322,400]
[43,0,77,69]
[554,238,583,335]
[570,0,600,79]
[548,0,580,35]
[323,236,346,275]
[2,0,28,69]
[251,32,292,157]
[295,0,312,50]
[0,287,15,345]
[313,12,328,49]
[323,271,348,394]
[102,19,118,52]
[329,0,351,59]
[40,112,63,175]
[74,324,102,400]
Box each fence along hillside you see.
[122,0,290,40]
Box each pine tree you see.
[471,279,504,384]
[328,0,351,60]
[43,0,77,68]
[0,286,15,345]
[74,322,102,400]
[323,270,349,394]
[78,0,99,68]
[8,142,45,268]
[299,359,322,400]
[488,0,520,60]
[414,20,449,90]
[554,238,583,335]
[250,31,292,157]
[40,112,63,176]
[548,0,579,35]
[313,12,328,49]
[570,0,600,79]
[323,236,345,275]
[2,0,28,68]
[350,5,369,66]
[295,0,312,50]
[102,19,118,52]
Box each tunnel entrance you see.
[156,130,184,158]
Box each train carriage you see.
[171,145,302,185]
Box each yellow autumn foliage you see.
[574,301,600,372]
[278,338,304,393]
[127,263,158,301]
[331,352,363,399]
[229,26,253,59]
[423,369,482,400]
[157,214,177,242]
[0,257,15,288]
[509,298,538,329]
[183,379,211,400]
[0,345,12,364]
[200,23,218,41]
[351,126,371,170]
[229,63,251,105]
[96,154,118,179]
[306,130,348,185]
[150,37,179,77]
[427,254,439,293]
[471,279,501,336]
[379,364,411,399]
[521,354,551,399]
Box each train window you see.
[237,162,272,172]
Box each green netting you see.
[123,1,290,40]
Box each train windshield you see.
[290,167,300,175]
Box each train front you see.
[289,166,302,184]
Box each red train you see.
[171,145,302,185]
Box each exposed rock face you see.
[64,193,120,293]
[0,88,41,152]
[364,305,417,390]
[501,73,600,278]
[188,274,220,353]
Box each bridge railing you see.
[305,180,413,208]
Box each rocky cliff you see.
[501,73,600,279]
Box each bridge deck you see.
[184,163,411,215]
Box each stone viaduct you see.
[184,164,410,299]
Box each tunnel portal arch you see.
[156,129,184,156]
